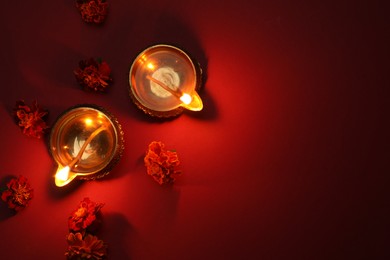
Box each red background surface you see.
[0,1,388,259]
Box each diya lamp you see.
[49,105,124,187]
[129,44,203,117]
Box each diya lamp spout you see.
[180,91,203,111]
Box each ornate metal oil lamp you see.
[49,105,124,187]
[129,44,203,117]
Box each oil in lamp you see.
[49,105,124,187]
[129,44,203,117]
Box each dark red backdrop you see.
[0,1,388,259]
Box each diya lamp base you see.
[49,104,124,187]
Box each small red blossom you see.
[74,58,112,92]
[65,232,107,260]
[76,0,109,24]
[1,175,33,212]
[68,197,104,233]
[14,100,49,138]
[144,141,181,185]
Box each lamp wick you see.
[146,75,182,99]
[68,125,107,169]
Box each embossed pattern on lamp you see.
[49,105,124,187]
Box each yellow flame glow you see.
[56,166,70,182]
[180,91,203,111]
[54,165,76,187]
[180,93,192,105]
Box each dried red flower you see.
[74,58,112,92]
[65,232,107,260]
[144,141,181,185]
[76,0,109,24]
[1,175,33,212]
[68,197,104,233]
[14,100,49,138]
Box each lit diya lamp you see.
[129,44,203,117]
[49,105,124,187]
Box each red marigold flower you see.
[65,232,107,259]
[74,58,112,92]
[144,141,181,185]
[1,175,33,212]
[68,197,104,233]
[14,100,49,139]
[76,0,109,24]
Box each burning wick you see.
[146,75,186,101]
[180,93,192,105]
[55,125,106,187]
[56,166,70,182]
[146,75,203,111]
